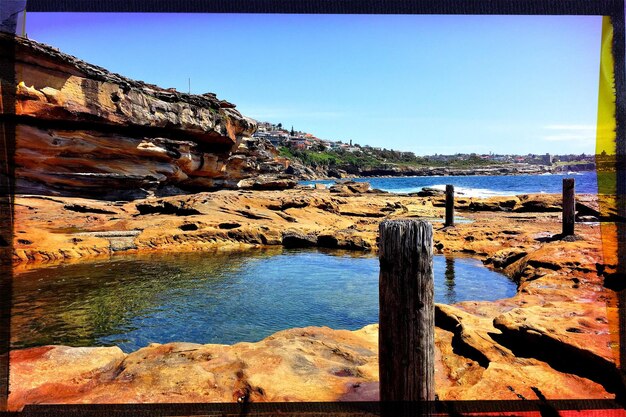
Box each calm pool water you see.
[12,249,516,352]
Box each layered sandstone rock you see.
[9,325,379,409]
[2,33,291,199]
[9,317,614,411]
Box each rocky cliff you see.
[2,33,294,200]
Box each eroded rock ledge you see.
[2,33,293,199]
[9,189,622,409]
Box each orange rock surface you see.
[8,189,622,409]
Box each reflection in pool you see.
[12,249,516,352]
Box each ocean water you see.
[12,249,515,352]
[303,171,598,197]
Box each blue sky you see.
[26,13,602,155]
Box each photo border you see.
[1,0,625,415]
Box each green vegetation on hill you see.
[279,146,505,170]
[279,147,379,168]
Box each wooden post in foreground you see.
[562,178,575,236]
[378,220,435,411]
[445,184,454,227]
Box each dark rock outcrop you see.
[329,181,370,194]
[416,187,445,197]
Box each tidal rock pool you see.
[12,249,516,352]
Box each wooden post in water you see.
[445,184,454,227]
[562,178,575,236]
[378,219,435,413]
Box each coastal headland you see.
[3,33,623,409]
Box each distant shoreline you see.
[298,166,597,182]
[288,160,598,181]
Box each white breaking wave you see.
[385,184,518,198]
[302,181,334,189]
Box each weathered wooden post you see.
[444,256,456,303]
[562,178,575,236]
[445,185,454,227]
[379,219,435,415]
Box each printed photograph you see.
[3,10,622,412]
